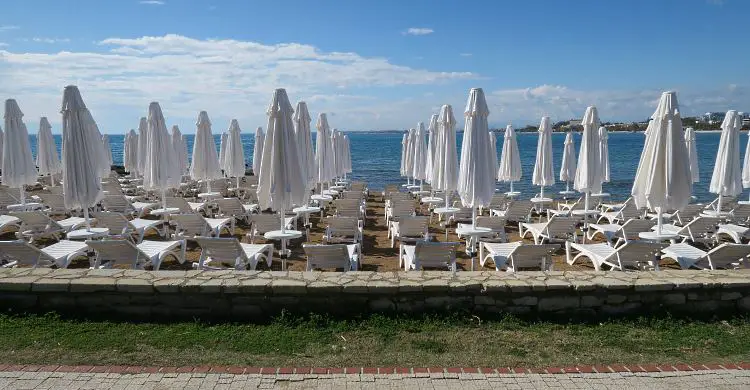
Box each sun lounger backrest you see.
[617,218,656,240]
[216,198,246,217]
[680,217,720,239]
[505,200,533,223]
[350,182,367,192]
[614,241,667,270]
[171,214,211,237]
[702,243,750,269]
[618,199,642,220]
[675,204,706,225]
[93,212,132,235]
[544,217,579,239]
[0,189,19,209]
[102,195,135,214]
[250,214,282,234]
[194,237,246,263]
[86,239,147,268]
[0,240,55,267]
[475,216,507,232]
[303,244,352,271]
[397,216,429,236]
[390,200,415,219]
[325,217,359,239]
[10,211,64,234]
[730,204,750,224]
[509,244,558,270]
[165,197,193,213]
[37,193,68,214]
[414,242,459,270]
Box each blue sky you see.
[0,0,748,133]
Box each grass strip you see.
[1,313,749,367]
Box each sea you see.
[32,131,733,202]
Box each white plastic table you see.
[197,192,221,200]
[433,207,461,240]
[530,197,553,215]
[264,229,303,270]
[150,207,180,237]
[67,227,109,241]
[701,210,731,218]
[329,185,346,191]
[293,206,320,237]
[738,201,750,205]
[421,196,443,204]
[7,202,43,212]
[322,189,339,197]
[505,191,521,198]
[455,225,494,270]
[559,190,577,198]
[639,231,679,242]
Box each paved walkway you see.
[1,368,750,389]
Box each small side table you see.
[67,227,109,241]
[433,206,461,240]
[293,206,320,239]
[150,207,180,237]
[263,229,303,270]
[455,225,494,271]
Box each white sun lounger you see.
[194,237,273,270]
[93,212,164,242]
[0,239,89,268]
[586,218,657,245]
[323,216,363,244]
[0,215,21,235]
[390,216,429,248]
[303,243,360,271]
[491,200,533,223]
[566,241,667,271]
[86,239,186,270]
[519,216,579,244]
[215,197,259,224]
[656,217,720,244]
[101,195,156,218]
[661,242,750,270]
[401,241,460,272]
[479,241,559,272]
[11,211,89,242]
[170,213,234,238]
[247,214,296,243]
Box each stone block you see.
[580,295,603,308]
[367,281,398,294]
[239,278,271,293]
[661,293,686,306]
[153,278,183,293]
[606,295,627,304]
[601,302,642,315]
[482,280,508,293]
[505,279,532,293]
[737,296,750,312]
[721,292,743,301]
[116,278,154,293]
[198,279,223,294]
[512,296,538,306]
[538,296,579,311]
[69,277,117,293]
[0,276,40,292]
[341,280,368,294]
[474,295,495,306]
[369,297,395,311]
[31,278,70,292]
[634,279,673,292]
[306,281,342,295]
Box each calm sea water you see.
[32,132,733,202]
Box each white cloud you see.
[0,25,20,32]
[460,53,472,57]
[488,84,750,125]
[0,43,7,47]
[32,37,70,44]
[403,28,434,36]
[139,0,165,5]
[0,34,475,131]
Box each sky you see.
[0,0,748,133]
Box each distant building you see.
[703,112,726,124]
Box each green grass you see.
[1,313,749,367]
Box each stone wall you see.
[1,268,749,321]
